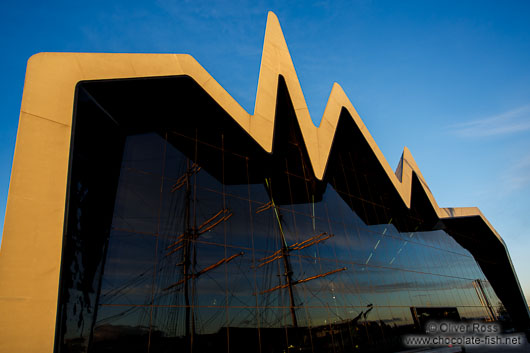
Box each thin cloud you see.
[503,154,530,192]
[450,105,530,137]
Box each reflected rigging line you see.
[165,208,233,255]
[258,267,347,295]
[254,232,334,268]
[170,163,201,192]
[163,252,244,291]
[256,201,273,214]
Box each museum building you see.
[1,12,529,353]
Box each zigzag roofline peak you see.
[251,12,502,241]
[21,12,501,242]
[253,13,424,199]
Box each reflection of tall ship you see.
[78,130,505,353]
[158,162,349,352]
[162,161,241,351]
[87,151,388,353]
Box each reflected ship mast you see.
[257,178,347,328]
[157,163,347,347]
[164,160,241,350]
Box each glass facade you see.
[55,81,506,353]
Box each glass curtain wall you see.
[56,82,503,353]
[70,131,500,352]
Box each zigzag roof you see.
[23,12,500,243]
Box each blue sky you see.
[1,1,529,300]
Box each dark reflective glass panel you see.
[56,81,506,353]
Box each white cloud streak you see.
[503,154,530,192]
[450,105,530,137]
